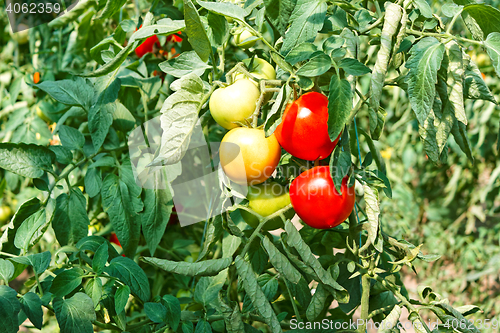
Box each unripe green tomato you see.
[10,24,29,45]
[240,182,295,230]
[36,105,51,122]
[234,29,257,49]
[209,79,260,129]
[0,206,12,223]
[233,57,276,83]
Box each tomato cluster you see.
[211,61,355,229]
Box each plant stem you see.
[93,320,122,331]
[358,274,371,333]
[406,28,483,46]
[240,204,292,257]
[373,274,433,333]
[445,9,463,35]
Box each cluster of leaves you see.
[0,0,499,332]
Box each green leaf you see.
[197,0,248,21]
[142,185,173,256]
[183,0,212,63]
[296,53,332,77]
[101,173,141,257]
[222,234,241,258]
[10,251,51,275]
[207,12,229,47]
[50,268,84,297]
[280,0,327,55]
[159,51,211,78]
[328,75,352,142]
[112,102,135,132]
[92,242,108,274]
[446,42,467,125]
[405,37,446,126]
[58,125,85,150]
[264,0,297,36]
[145,302,166,323]
[306,283,328,321]
[88,102,114,152]
[462,4,500,40]
[114,285,130,314]
[234,256,282,333]
[81,42,137,78]
[52,188,90,246]
[264,85,292,137]
[262,237,301,284]
[84,277,102,308]
[378,305,402,333]
[0,259,14,284]
[195,319,212,333]
[129,19,186,42]
[143,257,232,277]
[0,286,21,333]
[35,77,93,109]
[0,197,41,253]
[154,73,206,166]
[0,143,55,178]
[414,0,432,18]
[84,168,102,198]
[285,43,317,65]
[284,221,346,295]
[198,215,223,261]
[19,292,43,330]
[363,185,382,252]
[105,256,150,302]
[14,209,49,255]
[463,55,497,103]
[161,295,181,330]
[330,129,351,193]
[484,32,500,78]
[257,274,279,301]
[49,146,73,165]
[96,0,127,19]
[195,269,228,306]
[338,58,371,76]
[451,117,474,163]
[53,293,96,333]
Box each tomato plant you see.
[1,0,499,332]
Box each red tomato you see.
[290,166,355,229]
[167,31,183,43]
[135,35,161,57]
[274,92,339,161]
[109,233,122,247]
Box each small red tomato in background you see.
[109,232,121,247]
[275,92,339,161]
[34,72,41,84]
[167,31,183,43]
[109,232,126,256]
[135,35,161,58]
[290,166,355,229]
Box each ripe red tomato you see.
[274,92,339,161]
[135,35,161,57]
[290,166,355,229]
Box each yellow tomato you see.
[233,57,276,83]
[234,29,257,49]
[220,128,281,185]
[209,79,260,129]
